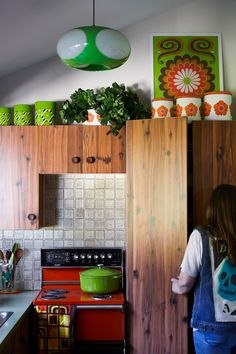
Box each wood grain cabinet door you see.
[126,118,188,354]
[67,125,126,173]
[192,121,236,226]
[0,126,39,229]
[38,125,68,174]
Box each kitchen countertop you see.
[0,290,38,346]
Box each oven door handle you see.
[76,304,125,310]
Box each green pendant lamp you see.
[57,0,131,71]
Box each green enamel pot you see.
[80,264,122,294]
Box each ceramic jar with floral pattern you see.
[152,98,174,118]
[176,96,202,122]
[82,109,101,125]
[203,91,232,120]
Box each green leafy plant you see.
[60,82,151,135]
[60,88,97,124]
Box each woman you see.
[171,184,236,354]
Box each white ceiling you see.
[0,0,189,78]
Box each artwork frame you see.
[152,32,223,99]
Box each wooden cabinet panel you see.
[38,126,68,174]
[126,118,188,354]
[67,125,126,173]
[0,127,39,229]
[0,125,125,229]
[192,121,236,226]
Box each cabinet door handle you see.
[86,156,96,164]
[28,213,37,221]
[71,156,81,164]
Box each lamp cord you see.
[93,0,95,26]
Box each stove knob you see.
[100,253,105,259]
[87,253,92,259]
[80,253,86,259]
[107,253,112,259]
[94,254,99,259]
[73,254,79,261]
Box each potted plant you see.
[60,82,151,136]
[60,88,97,124]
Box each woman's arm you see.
[171,272,196,294]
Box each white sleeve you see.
[180,229,202,278]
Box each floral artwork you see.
[152,33,223,99]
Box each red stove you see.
[33,247,126,354]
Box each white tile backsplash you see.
[0,174,126,290]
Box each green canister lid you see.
[80,264,121,278]
[35,101,56,110]
[14,104,32,112]
[0,106,11,113]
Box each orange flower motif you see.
[157,105,168,117]
[176,104,183,117]
[185,103,198,117]
[204,102,212,117]
[87,111,101,122]
[152,107,156,117]
[214,100,228,116]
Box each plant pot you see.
[82,109,101,125]
[80,264,122,294]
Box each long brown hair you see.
[205,184,236,266]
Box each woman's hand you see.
[171,272,196,294]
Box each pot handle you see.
[97,264,104,269]
[113,274,122,279]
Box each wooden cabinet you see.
[192,121,236,226]
[126,118,188,354]
[0,309,31,354]
[0,125,126,229]
[0,127,40,229]
[67,125,126,173]
[38,126,68,174]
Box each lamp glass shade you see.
[57,26,131,71]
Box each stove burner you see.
[44,289,69,295]
[41,289,69,300]
[92,294,112,300]
[41,294,67,300]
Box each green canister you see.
[14,104,33,125]
[0,107,11,125]
[35,101,56,125]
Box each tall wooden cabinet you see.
[126,119,236,354]
[126,118,188,354]
[192,121,236,226]
[0,125,126,229]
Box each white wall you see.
[0,0,236,111]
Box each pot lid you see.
[80,264,120,277]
